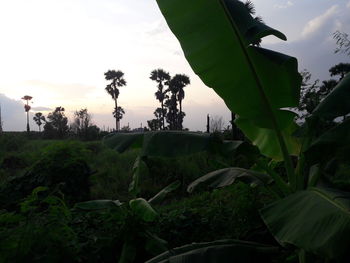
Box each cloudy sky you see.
[0,0,349,131]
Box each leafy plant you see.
[139,0,350,261]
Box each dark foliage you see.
[0,142,92,210]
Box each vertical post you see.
[231,111,235,139]
[26,100,30,133]
[206,114,210,133]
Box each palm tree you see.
[33,112,45,132]
[171,74,190,130]
[113,106,125,129]
[21,95,33,133]
[329,63,350,80]
[150,69,171,130]
[104,70,126,131]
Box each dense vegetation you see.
[1,0,350,262]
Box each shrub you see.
[155,183,267,248]
[0,141,92,210]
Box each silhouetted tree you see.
[210,115,224,133]
[166,74,190,130]
[298,66,346,120]
[329,63,350,80]
[150,69,171,130]
[333,31,350,56]
[147,119,161,131]
[33,112,45,132]
[72,108,92,139]
[105,70,126,131]
[113,106,125,129]
[44,107,69,139]
[21,95,32,133]
[164,90,178,130]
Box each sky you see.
[0,0,349,131]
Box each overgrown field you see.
[0,133,273,262]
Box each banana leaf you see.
[187,167,271,193]
[129,198,158,222]
[260,187,350,260]
[129,156,148,196]
[146,239,278,263]
[148,180,181,205]
[155,0,301,159]
[311,73,350,120]
[305,118,350,164]
[74,200,122,211]
[103,132,143,153]
[104,131,253,158]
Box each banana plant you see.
[141,0,350,262]
[74,185,180,263]
[104,131,259,197]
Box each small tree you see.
[72,108,92,139]
[21,95,32,133]
[105,70,126,131]
[329,62,350,80]
[210,115,224,133]
[44,107,69,139]
[33,112,46,132]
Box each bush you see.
[155,183,267,248]
[0,187,78,262]
[0,141,92,210]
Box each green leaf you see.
[144,231,168,256]
[104,131,248,158]
[148,180,181,205]
[118,241,137,263]
[155,0,301,159]
[146,239,278,263]
[260,187,350,260]
[129,156,148,196]
[311,73,350,120]
[141,131,218,157]
[74,200,122,211]
[129,198,158,222]
[236,117,301,160]
[187,167,271,193]
[103,132,143,153]
[305,119,350,164]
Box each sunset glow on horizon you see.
[0,0,349,131]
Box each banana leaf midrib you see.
[218,0,295,183]
[311,187,350,216]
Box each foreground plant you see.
[105,0,350,262]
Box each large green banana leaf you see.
[148,180,181,205]
[187,167,271,193]
[146,239,278,263]
[311,73,350,120]
[305,118,350,164]
[156,0,301,159]
[260,187,350,260]
[103,131,254,158]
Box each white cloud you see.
[301,5,339,37]
[274,1,294,9]
[347,1,350,8]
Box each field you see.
[0,132,275,262]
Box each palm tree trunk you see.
[26,111,30,133]
[161,101,165,130]
[179,100,182,130]
[114,99,118,131]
